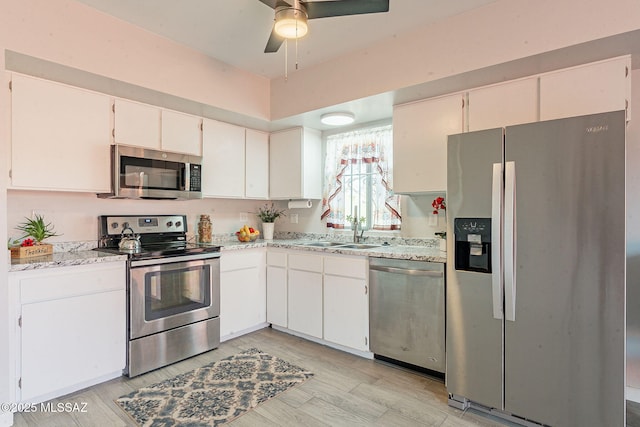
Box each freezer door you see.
[503,111,626,426]
[446,128,504,409]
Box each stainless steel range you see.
[97,215,221,377]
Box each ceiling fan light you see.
[321,112,355,126]
[274,7,308,39]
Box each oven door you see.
[129,253,220,340]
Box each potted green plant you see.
[256,203,286,240]
[10,214,60,258]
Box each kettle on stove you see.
[119,226,141,252]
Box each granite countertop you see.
[220,239,447,263]
[9,250,127,273]
[9,237,446,272]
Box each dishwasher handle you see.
[369,264,444,277]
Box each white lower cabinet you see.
[266,250,287,327]
[287,270,323,338]
[323,256,369,351]
[220,249,266,339]
[267,249,370,353]
[10,262,126,404]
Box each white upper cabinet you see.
[10,74,112,193]
[201,120,269,199]
[114,100,201,155]
[467,78,539,132]
[202,119,245,198]
[269,127,322,200]
[540,56,631,121]
[113,99,161,149]
[245,129,269,199]
[392,93,464,193]
[161,109,202,156]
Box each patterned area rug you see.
[116,348,313,426]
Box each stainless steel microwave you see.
[99,144,203,200]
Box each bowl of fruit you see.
[236,225,260,242]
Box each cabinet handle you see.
[369,265,443,277]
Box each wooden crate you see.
[10,243,53,259]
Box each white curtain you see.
[321,125,401,230]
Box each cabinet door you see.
[202,119,245,198]
[11,74,112,192]
[270,128,321,200]
[20,290,125,402]
[324,274,368,351]
[270,128,302,199]
[245,129,269,199]
[468,78,538,131]
[540,56,631,121]
[113,99,161,149]
[220,250,266,338]
[161,109,202,155]
[266,265,287,327]
[392,93,464,193]
[288,269,323,338]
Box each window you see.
[321,125,401,230]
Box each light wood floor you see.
[11,327,640,426]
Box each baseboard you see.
[21,370,123,405]
[220,323,269,343]
[0,411,13,427]
[628,386,640,403]
[270,325,374,360]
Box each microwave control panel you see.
[189,164,202,191]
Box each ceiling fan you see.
[259,0,390,53]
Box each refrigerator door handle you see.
[504,161,516,322]
[491,163,503,320]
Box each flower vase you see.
[439,239,447,252]
[262,222,275,240]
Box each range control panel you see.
[102,215,187,235]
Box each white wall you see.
[0,53,10,427]
[6,191,291,243]
[0,0,270,121]
[271,0,640,119]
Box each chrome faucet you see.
[353,206,364,243]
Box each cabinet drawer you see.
[324,255,367,279]
[18,263,126,303]
[289,253,322,272]
[267,250,287,267]
[221,249,265,272]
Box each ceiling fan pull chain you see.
[295,35,299,71]
[285,39,288,81]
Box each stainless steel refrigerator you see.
[446,110,626,426]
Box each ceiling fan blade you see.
[304,0,389,19]
[257,0,292,10]
[264,26,285,53]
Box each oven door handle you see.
[130,252,221,267]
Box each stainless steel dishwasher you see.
[369,257,445,375]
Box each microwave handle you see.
[182,164,188,191]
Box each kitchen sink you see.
[337,243,381,250]
[300,241,345,247]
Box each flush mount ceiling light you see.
[274,6,308,39]
[321,112,356,126]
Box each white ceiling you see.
[73,0,497,80]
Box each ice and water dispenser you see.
[454,218,492,273]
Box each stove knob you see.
[166,221,173,228]
[122,222,129,229]
[111,222,119,229]
[175,221,182,228]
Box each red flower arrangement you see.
[432,197,446,215]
